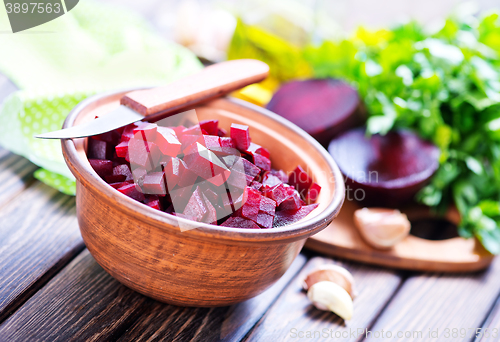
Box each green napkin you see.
[0,0,202,195]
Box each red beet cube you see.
[169,186,194,212]
[273,203,319,227]
[162,157,181,189]
[250,181,262,190]
[221,217,260,229]
[253,154,271,171]
[256,212,274,228]
[278,191,302,210]
[306,183,321,204]
[111,164,133,181]
[200,120,219,135]
[127,138,161,171]
[288,166,313,196]
[201,193,218,224]
[109,181,132,189]
[145,196,162,210]
[133,122,158,142]
[271,169,289,183]
[115,141,129,159]
[181,134,202,152]
[88,139,113,160]
[141,172,167,195]
[220,137,236,148]
[200,135,221,152]
[263,183,289,206]
[183,187,208,222]
[117,183,145,202]
[183,124,202,136]
[156,126,182,157]
[184,143,230,186]
[89,159,113,178]
[230,123,251,150]
[259,196,276,216]
[246,142,271,159]
[176,159,198,188]
[217,128,227,137]
[120,124,137,142]
[92,130,121,145]
[241,187,261,221]
[262,173,281,187]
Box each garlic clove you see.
[353,207,411,249]
[307,281,354,320]
[303,264,356,298]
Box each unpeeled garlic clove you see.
[303,264,356,299]
[353,207,411,249]
[307,281,354,320]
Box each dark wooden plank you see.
[243,257,402,342]
[118,254,307,342]
[0,249,147,342]
[0,149,37,207]
[365,257,500,342]
[0,182,83,322]
[477,295,500,342]
[0,250,307,342]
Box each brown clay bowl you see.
[61,89,345,307]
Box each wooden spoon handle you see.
[120,59,269,118]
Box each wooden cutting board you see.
[305,199,494,272]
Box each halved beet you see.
[266,79,365,146]
[328,128,440,207]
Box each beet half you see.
[328,128,440,207]
[266,79,364,146]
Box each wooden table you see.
[1,73,500,342]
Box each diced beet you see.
[288,166,313,197]
[271,169,289,183]
[256,212,274,228]
[278,191,302,210]
[217,128,227,137]
[198,183,219,206]
[92,130,121,145]
[226,167,247,189]
[183,143,230,186]
[89,159,113,178]
[181,134,202,152]
[246,142,270,159]
[109,181,132,189]
[266,79,363,146]
[253,154,271,171]
[169,185,193,212]
[241,187,261,222]
[133,122,158,142]
[273,203,319,227]
[201,193,218,224]
[176,159,198,188]
[200,120,219,135]
[127,138,161,171]
[183,187,208,222]
[120,124,137,142]
[250,181,262,190]
[200,135,221,151]
[221,217,260,229]
[262,173,281,187]
[115,141,129,159]
[112,164,133,181]
[263,183,289,206]
[132,167,148,181]
[141,172,167,195]
[145,196,162,210]
[306,183,321,204]
[183,124,202,136]
[162,157,181,189]
[220,137,236,148]
[242,158,260,179]
[87,138,112,160]
[117,183,145,202]
[259,196,276,216]
[156,126,182,157]
[230,123,251,150]
[105,174,126,183]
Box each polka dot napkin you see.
[0,0,202,195]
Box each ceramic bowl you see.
[61,89,344,307]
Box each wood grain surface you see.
[117,254,307,342]
[243,257,402,342]
[366,257,500,342]
[0,148,37,209]
[0,182,84,323]
[478,296,500,341]
[0,251,306,342]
